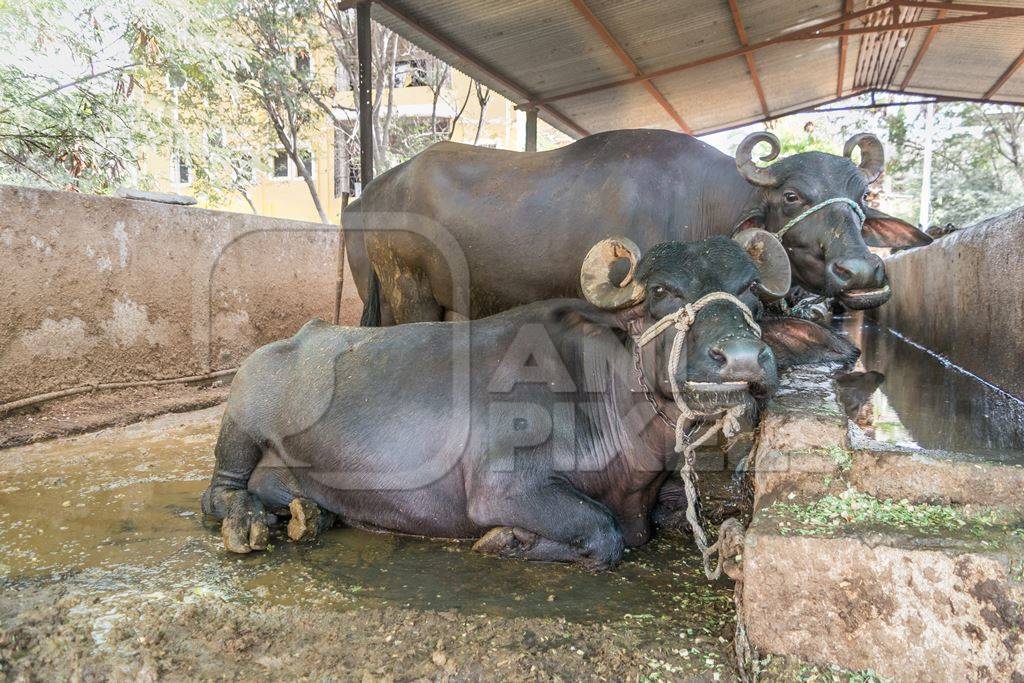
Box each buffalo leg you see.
[468,479,625,570]
[651,474,690,531]
[380,268,444,324]
[473,526,587,564]
[200,416,272,554]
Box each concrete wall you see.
[0,184,363,405]
[876,206,1024,398]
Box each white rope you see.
[636,291,760,580]
[775,196,865,240]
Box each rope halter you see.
[634,291,762,579]
[774,196,865,240]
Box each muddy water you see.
[841,314,1024,463]
[0,407,731,626]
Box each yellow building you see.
[144,41,568,224]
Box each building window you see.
[394,59,430,87]
[207,128,226,148]
[233,152,253,186]
[294,46,311,78]
[172,154,190,184]
[348,157,361,197]
[166,71,187,91]
[298,149,314,176]
[273,151,289,178]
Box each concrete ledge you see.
[851,449,1024,509]
[744,362,1024,680]
[752,366,849,506]
[743,509,1024,681]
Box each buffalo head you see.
[733,132,932,309]
[580,232,857,408]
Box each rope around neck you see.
[775,196,865,240]
[635,291,760,580]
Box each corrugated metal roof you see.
[371,0,1024,138]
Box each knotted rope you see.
[775,196,865,240]
[635,291,760,580]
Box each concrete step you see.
[742,494,1024,681]
[741,365,1024,680]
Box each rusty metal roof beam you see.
[898,8,947,90]
[370,0,591,137]
[528,0,1024,107]
[837,0,853,98]
[727,0,769,117]
[567,0,691,133]
[984,47,1024,99]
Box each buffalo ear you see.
[836,371,885,419]
[761,316,859,368]
[732,213,765,233]
[862,207,932,248]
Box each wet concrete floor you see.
[0,407,738,680]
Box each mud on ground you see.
[0,408,742,681]
[1,583,740,682]
[0,383,229,449]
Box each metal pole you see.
[357,1,374,188]
[919,101,934,231]
[332,192,350,325]
[524,106,538,152]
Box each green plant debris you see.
[770,488,1017,538]
[828,445,853,472]
[757,653,895,682]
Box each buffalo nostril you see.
[715,340,767,382]
[830,262,854,283]
[708,346,726,366]
[758,346,773,364]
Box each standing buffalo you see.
[345,129,930,326]
[201,233,856,568]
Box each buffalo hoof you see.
[472,526,538,557]
[287,498,336,542]
[220,490,270,554]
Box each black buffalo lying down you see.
[202,232,855,569]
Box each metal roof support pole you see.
[357,1,374,188]
[524,106,538,152]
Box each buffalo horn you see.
[580,237,646,310]
[844,133,885,183]
[732,228,792,301]
[735,132,781,187]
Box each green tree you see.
[0,0,248,195]
[885,103,1024,228]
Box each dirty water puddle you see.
[0,407,737,680]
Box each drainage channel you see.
[840,313,1024,464]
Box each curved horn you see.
[580,237,646,310]
[844,133,885,183]
[732,228,792,301]
[735,131,781,188]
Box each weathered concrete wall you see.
[0,184,362,405]
[876,206,1024,398]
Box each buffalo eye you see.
[862,191,870,202]
[651,285,668,298]
[783,191,800,204]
